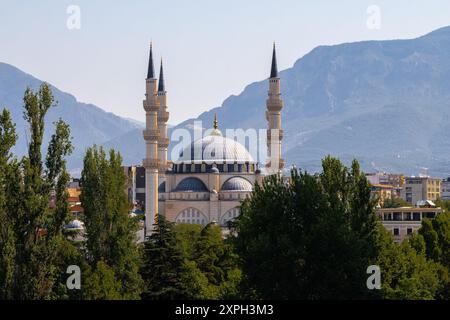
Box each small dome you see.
[221,177,253,191]
[174,177,209,192]
[210,167,220,173]
[66,219,84,230]
[158,181,166,193]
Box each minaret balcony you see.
[143,129,160,141]
[158,164,170,172]
[143,100,160,112]
[265,158,285,170]
[266,100,283,111]
[158,111,169,122]
[143,158,160,169]
[267,129,284,141]
[158,138,170,148]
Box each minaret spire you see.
[213,113,218,130]
[266,42,284,175]
[156,57,170,181]
[143,42,159,236]
[158,58,165,92]
[147,42,155,79]
[270,42,278,78]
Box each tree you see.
[416,212,450,298]
[382,197,412,208]
[0,84,75,299]
[141,215,192,300]
[83,260,122,300]
[232,156,381,299]
[172,223,242,299]
[375,227,447,299]
[80,146,143,299]
[0,108,18,299]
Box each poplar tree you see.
[0,108,18,299]
[80,146,143,299]
[0,84,74,299]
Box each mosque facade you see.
[142,44,284,236]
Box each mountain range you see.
[2,26,450,177]
[0,62,143,174]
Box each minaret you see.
[265,42,284,175]
[143,43,160,236]
[157,58,170,181]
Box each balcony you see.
[143,129,159,141]
[142,158,159,169]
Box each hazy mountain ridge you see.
[0,62,143,174]
[168,26,450,176]
[3,26,450,176]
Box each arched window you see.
[175,208,207,226]
[221,207,240,227]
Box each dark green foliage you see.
[83,260,122,300]
[376,226,447,299]
[382,197,412,208]
[141,219,241,300]
[415,212,450,298]
[0,108,18,299]
[232,156,380,299]
[172,223,242,299]
[141,215,190,300]
[80,145,143,299]
[0,84,75,299]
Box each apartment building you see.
[377,204,442,242]
[441,178,450,201]
[400,176,441,205]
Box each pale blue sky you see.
[1,0,450,124]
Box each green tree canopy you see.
[80,145,143,299]
[232,156,380,299]
[141,215,191,300]
[0,84,75,299]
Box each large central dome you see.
[175,133,255,164]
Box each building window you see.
[393,228,400,236]
[175,208,207,226]
[407,228,413,235]
[221,207,240,227]
[425,212,436,219]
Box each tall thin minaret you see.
[157,58,170,181]
[265,42,284,175]
[143,43,159,236]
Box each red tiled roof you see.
[70,205,84,213]
[68,197,80,203]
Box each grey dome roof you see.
[210,167,220,173]
[158,181,166,193]
[174,177,208,192]
[174,134,255,164]
[221,177,253,191]
[66,219,84,230]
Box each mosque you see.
[142,43,284,236]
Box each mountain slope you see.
[168,26,450,176]
[0,62,142,173]
[4,26,450,177]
